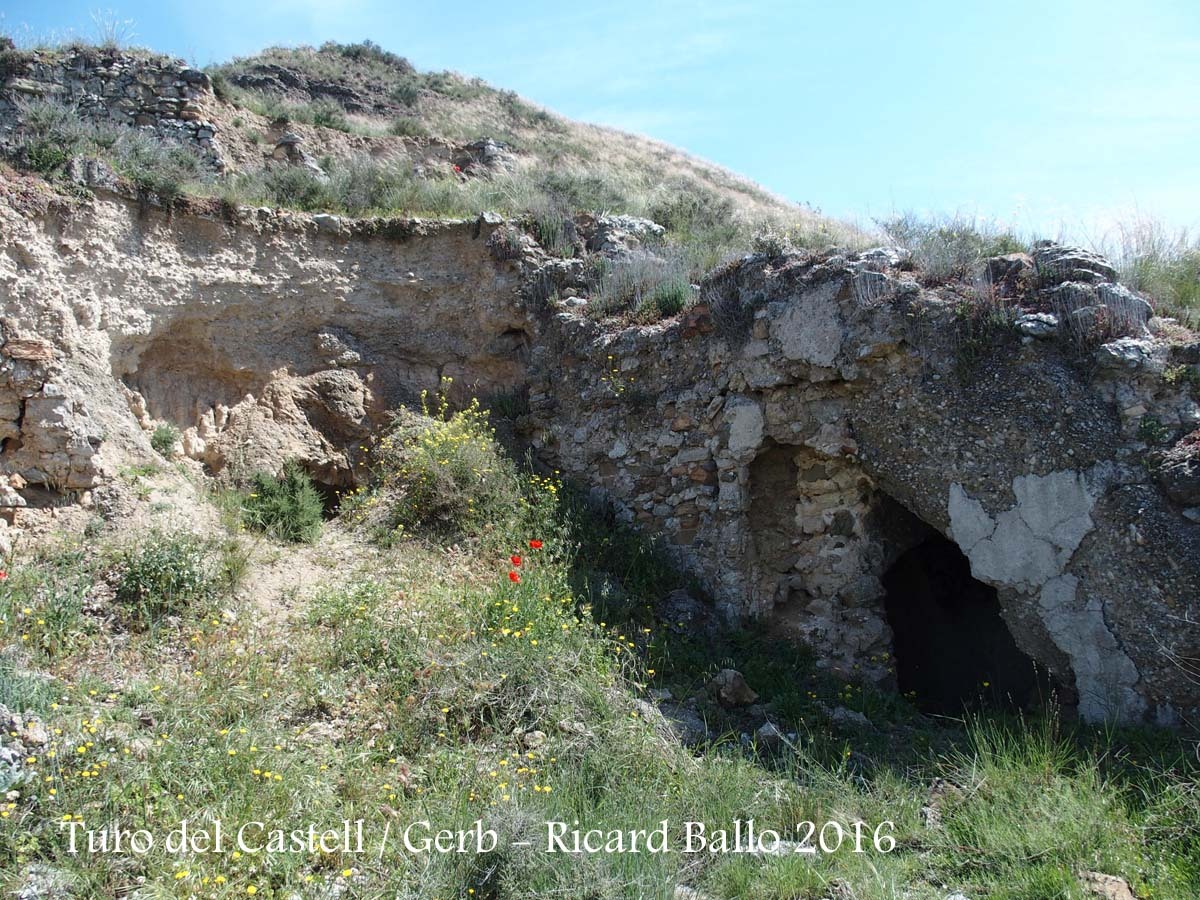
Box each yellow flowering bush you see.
[346,389,523,544]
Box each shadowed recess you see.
[883,533,1047,715]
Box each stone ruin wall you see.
[525,257,1200,727]
[0,47,225,169]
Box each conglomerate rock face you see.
[1,191,1198,727]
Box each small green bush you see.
[879,213,1026,281]
[635,277,691,322]
[0,38,32,79]
[309,99,350,131]
[23,141,70,174]
[324,40,413,73]
[498,89,557,128]
[750,227,792,258]
[114,533,214,628]
[150,423,179,455]
[530,208,576,258]
[588,250,692,322]
[1110,220,1200,327]
[241,462,325,544]
[388,116,427,138]
[391,78,422,107]
[241,165,334,210]
[208,70,232,102]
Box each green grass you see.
[879,213,1027,282]
[1105,218,1200,328]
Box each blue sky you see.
[3,0,1198,238]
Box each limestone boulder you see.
[1033,241,1118,286]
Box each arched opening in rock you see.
[882,533,1046,714]
[310,479,348,519]
[296,461,357,520]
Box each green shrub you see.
[1109,219,1200,327]
[23,141,70,174]
[484,386,530,420]
[114,533,214,628]
[14,98,88,173]
[325,40,413,72]
[530,208,576,258]
[1137,415,1174,446]
[237,165,334,210]
[112,132,208,206]
[391,77,422,107]
[388,116,428,138]
[309,99,350,131]
[0,42,32,79]
[635,276,691,322]
[241,462,325,544]
[648,180,735,242]
[879,213,1026,281]
[750,226,792,258]
[587,250,692,322]
[13,100,211,203]
[208,70,232,102]
[422,70,488,101]
[150,423,179,455]
[498,89,558,128]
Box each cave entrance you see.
[882,533,1045,715]
[310,479,347,519]
[296,462,357,520]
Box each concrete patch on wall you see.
[770,279,844,368]
[725,397,764,461]
[1037,575,1146,722]
[948,470,1145,722]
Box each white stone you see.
[725,399,764,460]
[771,279,844,367]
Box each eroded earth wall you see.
[0,193,528,493]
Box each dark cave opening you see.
[310,479,348,519]
[882,533,1047,715]
[296,462,357,520]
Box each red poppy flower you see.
[528,540,543,550]
[0,571,6,580]
[510,555,522,566]
[453,164,462,173]
[508,571,520,583]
